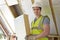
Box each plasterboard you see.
[14,14,30,40]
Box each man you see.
[29,2,50,40]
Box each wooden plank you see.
[9,6,19,18]
[48,34,60,40]
[0,17,9,36]
[49,0,59,35]
[0,24,10,40]
[23,14,30,35]
[52,37,54,40]
[0,9,14,34]
[48,34,60,37]
[9,5,23,18]
[31,0,34,4]
[58,37,60,40]
[0,24,7,36]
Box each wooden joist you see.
[23,14,30,35]
[0,10,14,34]
[0,24,7,36]
[49,0,59,35]
[48,34,60,40]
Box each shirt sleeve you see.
[43,17,50,24]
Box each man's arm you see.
[35,17,50,39]
[35,24,50,39]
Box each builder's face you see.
[33,7,41,17]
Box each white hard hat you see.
[32,2,42,8]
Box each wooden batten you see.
[49,0,59,35]
[23,14,30,35]
[0,21,9,36]
[31,0,34,4]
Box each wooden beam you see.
[0,10,14,34]
[9,5,19,18]
[31,0,34,4]
[23,14,30,35]
[0,18,10,36]
[0,24,8,36]
[49,0,59,35]
[0,17,9,36]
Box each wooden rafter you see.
[31,0,34,4]
[49,0,59,35]
[0,9,14,34]
[23,14,30,35]
[0,24,8,36]
[0,17,9,36]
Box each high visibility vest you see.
[31,16,48,40]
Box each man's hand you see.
[25,35,37,40]
[28,35,36,40]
